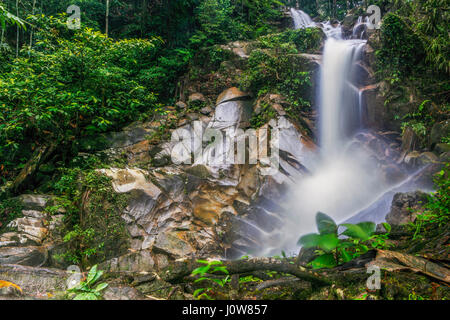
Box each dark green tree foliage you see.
[0,15,160,179]
[377,13,425,78]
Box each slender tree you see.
[105,0,110,37]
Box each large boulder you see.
[385,191,428,226]
[0,246,48,266]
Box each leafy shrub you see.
[409,165,449,239]
[298,212,392,269]
[0,15,160,178]
[66,264,108,300]
[240,49,312,109]
[191,260,230,300]
[376,13,425,80]
[257,28,323,53]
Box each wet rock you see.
[401,127,418,156]
[430,121,449,148]
[153,232,195,258]
[0,264,68,299]
[0,246,47,266]
[7,216,48,244]
[434,143,450,155]
[417,152,438,165]
[175,101,187,110]
[103,285,146,300]
[102,251,155,273]
[216,87,251,105]
[404,151,421,167]
[18,194,52,210]
[385,191,428,226]
[188,93,207,106]
[200,106,213,115]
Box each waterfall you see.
[290,8,316,29]
[253,9,398,256]
[319,38,366,155]
[231,9,416,258]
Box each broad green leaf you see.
[317,233,339,252]
[193,288,205,297]
[341,223,374,241]
[94,282,108,293]
[310,254,337,269]
[316,212,337,235]
[382,222,392,233]
[356,222,376,236]
[212,266,229,274]
[86,265,98,284]
[74,292,98,300]
[297,233,321,248]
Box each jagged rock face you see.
[386,191,428,226]
[80,86,318,269]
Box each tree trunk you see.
[29,0,36,47]
[16,0,19,58]
[10,143,57,194]
[105,0,110,37]
[160,257,330,287]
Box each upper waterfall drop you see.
[319,38,366,156]
[253,9,395,256]
[290,8,316,29]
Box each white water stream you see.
[256,9,397,256]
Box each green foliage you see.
[0,2,24,30]
[191,0,284,47]
[409,165,449,239]
[66,264,108,300]
[241,47,312,109]
[298,212,392,269]
[256,28,323,53]
[191,260,230,300]
[0,197,22,230]
[0,15,161,179]
[54,170,129,266]
[191,260,229,300]
[377,13,425,81]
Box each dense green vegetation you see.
[373,0,449,146]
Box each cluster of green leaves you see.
[256,28,323,53]
[0,15,161,180]
[190,0,285,48]
[0,197,22,230]
[66,264,108,300]
[191,260,230,300]
[52,169,129,266]
[250,101,278,128]
[409,165,449,239]
[376,13,425,82]
[240,27,321,112]
[400,99,434,145]
[241,48,312,111]
[298,212,392,269]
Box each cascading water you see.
[290,8,316,29]
[227,9,423,258]
[250,10,404,256]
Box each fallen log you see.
[160,257,330,287]
[369,249,450,283]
